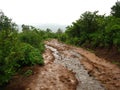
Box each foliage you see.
[18,29,45,51]
[7,43,44,67]
[0,28,44,86]
[0,11,17,31]
[61,1,120,49]
[0,10,58,86]
[61,10,120,50]
[0,27,17,86]
[111,1,120,18]
[0,11,54,86]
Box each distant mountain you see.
[35,24,67,32]
[18,24,68,32]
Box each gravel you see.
[45,45,105,90]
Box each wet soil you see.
[5,48,77,90]
[73,47,120,90]
[5,39,120,90]
[45,39,120,90]
[45,42,104,90]
[94,47,120,66]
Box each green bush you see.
[62,11,120,51]
[7,43,44,67]
[0,42,44,86]
[0,12,46,87]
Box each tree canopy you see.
[111,1,120,18]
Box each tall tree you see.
[56,28,63,34]
[111,1,120,18]
[0,10,17,31]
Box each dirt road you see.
[6,39,120,90]
[45,39,120,90]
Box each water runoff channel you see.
[45,45,105,90]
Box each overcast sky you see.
[0,0,117,25]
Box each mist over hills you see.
[18,23,67,32]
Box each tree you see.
[56,28,63,34]
[0,10,17,31]
[0,11,18,86]
[80,11,99,33]
[66,11,99,37]
[46,28,52,33]
[111,1,120,18]
[22,24,30,32]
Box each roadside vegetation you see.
[0,11,57,87]
[0,1,120,88]
[58,1,120,48]
[57,1,120,66]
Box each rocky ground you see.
[5,39,120,90]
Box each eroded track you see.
[6,39,120,90]
[45,39,120,90]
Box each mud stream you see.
[45,45,104,90]
[6,39,120,90]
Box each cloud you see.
[0,0,116,25]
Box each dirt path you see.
[6,48,77,90]
[5,39,120,90]
[45,39,120,90]
[45,45,104,90]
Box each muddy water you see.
[45,45,105,90]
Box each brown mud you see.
[46,39,120,90]
[5,39,120,90]
[94,47,120,66]
[5,48,77,90]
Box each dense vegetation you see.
[0,11,57,86]
[58,2,120,51]
[57,2,120,67]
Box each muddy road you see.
[6,39,120,90]
[45,39,120,90]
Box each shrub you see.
[0,42,44,86]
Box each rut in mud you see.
[45,45,104,90]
